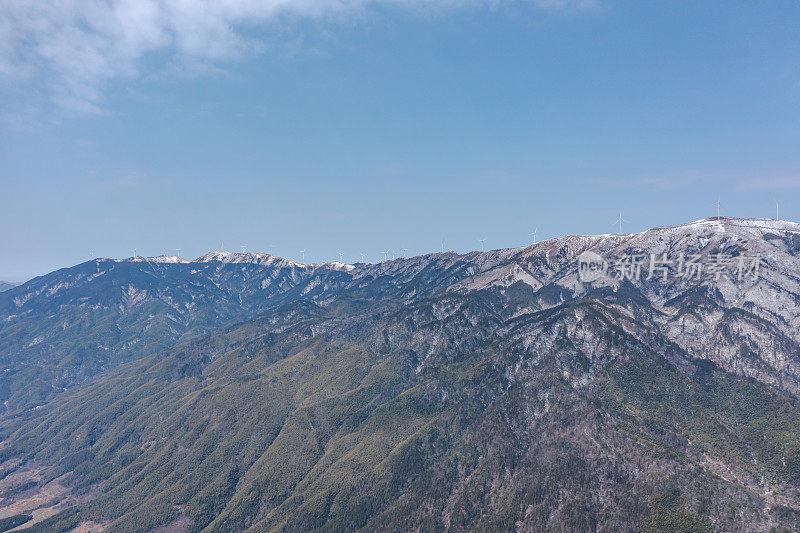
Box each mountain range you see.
[1,217,800,531]
[0,282,19,293]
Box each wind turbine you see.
[401,247,408,258]
[382,250,389,261]
[716,197,721,219]
[300,250,306,263]
[614,212,627,235]
[338,252,344,263]
[176,248,181,258]
[441,238,445,254]
[241,245,247,254]
[478,238,486,252]
[529,228,538,245]
[776,201,780,220]
[392,250,396,260]
[360,252,366,263]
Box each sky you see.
[2,0,800,280]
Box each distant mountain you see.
[2,218,800,531]
[0,280,19,292]
[0,253,355,412]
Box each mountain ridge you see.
[0,280,20,293]
[2,217,800,530]
[2,217,800,414]
[89,217,800,267]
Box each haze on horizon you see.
[2,0,800,281]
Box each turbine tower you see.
[300,250,306,263]
[338,252,344,263]
[777,201,780,220]
[716,197,721,219]
[360,252,366,263]
[529,228,538,245]
[382,250,389,261]
[478,238,486,252]
[614,212,627,235]
[441,238,445,254]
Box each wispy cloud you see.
[0,0,593,113]
[105,170,150,191]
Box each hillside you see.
[1,218,800,531]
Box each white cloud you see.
[0,0,594,113]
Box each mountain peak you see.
[196,251,302,268]
[314,260,355,271]
[125,255,190,264]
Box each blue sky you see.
[2,0,800,280]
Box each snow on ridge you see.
[110,218,800,269]
[314,261,355,272]
[498,217,800,261]
[147,255,190,264]
[646,217,800,234]
[114,251,358,271]
[195,252,363,271]
[115,255,190,264]
[549,217,799,244]
[195,251,302,268]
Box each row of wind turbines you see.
[612,198,784,236]
[119,199,786,264]
[293,233,541,265]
